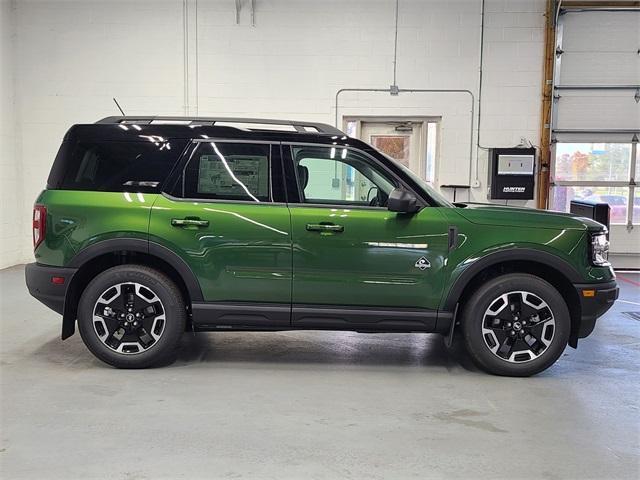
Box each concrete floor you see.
[1,265,639,480]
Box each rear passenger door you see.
[149,140,292,327]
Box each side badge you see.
[414,256,431,270]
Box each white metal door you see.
[550,8,640,266]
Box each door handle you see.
[171,218,209,227]
[306,223,344,233]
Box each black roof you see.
[63,116,358,147]
[97,116,344,135]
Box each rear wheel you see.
[78,265,186,368]
[461,273,570,376]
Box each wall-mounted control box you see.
[488,147,536,200]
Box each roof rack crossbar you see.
[96,116,345,135]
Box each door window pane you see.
[183,142,270,202]
[554,143,631,182]
[291,146,395,207]
[550,185,629,224]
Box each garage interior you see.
[1,0,639,479]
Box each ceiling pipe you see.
[194,0,199,116]
[474,0,490,188]
[392,0,399,89]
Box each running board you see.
[191,302,452,333]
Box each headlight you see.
[591,232,610,266]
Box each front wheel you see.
[461,273,570,377]
[78,265,186,368]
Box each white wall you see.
[5,0,547,267]
[0,0,22,269]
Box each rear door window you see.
[178,142,273,202]
[47,140,187,192]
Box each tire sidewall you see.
[461,274,570,376]
[78,266,185,368]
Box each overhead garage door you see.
[549,8,639,267]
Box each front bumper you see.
[573,280,619,341]
[25,263,77,315]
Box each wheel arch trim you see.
[62,238,203,339]
[441,247,582,312]
[67,238,203,300]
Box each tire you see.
[460,273,570,377]
[77,265,186,368]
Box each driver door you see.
[284,144,449,330]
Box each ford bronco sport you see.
[25,116,618,376]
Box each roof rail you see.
[95,116,345,136]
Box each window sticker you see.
[197,154,269,198]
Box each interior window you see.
[183,142,271,202]
[292,146,395,207]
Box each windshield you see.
[376,151,453,207]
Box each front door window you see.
[292,145,395,208]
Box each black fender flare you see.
[441,247,582,312]
[62,238,203,339]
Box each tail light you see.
[33,205,47,249]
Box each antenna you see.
[113,97,126,116]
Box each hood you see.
[453,202,607,231]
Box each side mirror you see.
[387,188,420,213]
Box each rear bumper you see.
[25,263,77,315]
[573,280,619,340]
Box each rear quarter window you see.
[47,140,187,192]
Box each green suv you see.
[25,116,618,376]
